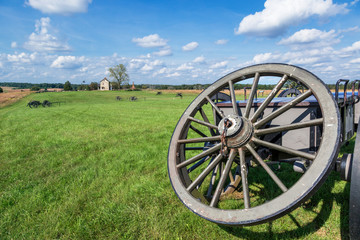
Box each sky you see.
[0,0,360,85]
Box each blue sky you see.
[0,0,360,84]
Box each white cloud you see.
[278,29,340,48]
[176,63,194,71]
[166,72,180,77]
[341,41,360,52]
[24,18,71,52]
[11,42,17,48]
[182,42,199,51]
[351,0,359,6]
[6,52,41,64]
[50,55,85,69]
[350,58,360,63]
[215,39,228,45]
[253,53,274,63]
[26,0,92,15]
[193,56,205,63]
[141,64,153,71]
[210,61,228,69]
[153,47,172,56]
[132,34,168,48]
[235,0,348,37]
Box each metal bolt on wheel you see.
[168,63,341,225]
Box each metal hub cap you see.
[218,114,253,148]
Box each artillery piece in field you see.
[167,63,360,238]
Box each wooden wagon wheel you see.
[168,63,341,225]
[350,121,360,238]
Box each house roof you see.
[100,77,109,83]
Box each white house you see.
[99,77,110,91]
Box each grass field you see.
[0,90,354,239]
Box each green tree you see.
[64,81,72,91]
[108,64,129,89]
[111,81,119,90]
[30,86,40,91]
[89,82,99,90]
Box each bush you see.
[30,86,40,91]
[0,87,3,93]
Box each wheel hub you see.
[218,114,253,148]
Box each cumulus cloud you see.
[278,29,340,48]
[26,0,92,15]
[24,17,71,52]
[6,52,40,63]
[193,56,205,63]
[11,42,17,48]
[182,42,199,51]
[235,0,348,37]
[7,52,31,63]
[210,61,228,69]
[141,64,153,71]
[166,72,180,77]
[50,55,85,69]
[132,34,168,48]
[350,58,360,64]
[176,63,194,71]
[153,46,172,56]
[215,39,228,45]
[341,41,360,52]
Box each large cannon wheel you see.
[168,63,341,225]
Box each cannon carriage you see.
[167,63,360,238]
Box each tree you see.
[108,64,129,89]
[111,81,119,90]
[64,81,72,91]
[30,86,40,91]
[89,82,99,90]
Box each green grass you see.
[0,90,354,239]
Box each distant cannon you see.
[129,96,137,101]
[176,93,183,98]
[116,96,122,101]
[27,100,41,108]
[42,100,52,107]
[278,88,302,97]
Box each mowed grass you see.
[0,90,353,239]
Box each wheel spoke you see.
[176,143,221,168]
[199,108,217,136]
[239,148,250,209]
[252,138,316,160]
[255,118,323,136]
[185,147,207,151]
[188,116,218,130]
[178,136,221,144]
[245,144,288,192]
[250,74,288,123]
[190,124,208,138]
[210,149,237,207]
[244,72,260,118]
[187,154,223,192]
[206,96,225,118]
[206,164,219,198]
[187,156,210,173]
[254,90,313,128]
[228,80,239,115]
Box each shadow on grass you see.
[219,173,350,239]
